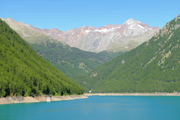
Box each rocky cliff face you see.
[1,17,159,52]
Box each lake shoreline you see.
[2,93,180,105]
[0,95,88,105]
[84,93,180,96]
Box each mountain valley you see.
[73,15,180,93]
[2,15,179,94]
[0,18,122,78]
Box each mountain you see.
[0,18,57,44]
[2,17,159,53]
[73,15,180,93]
[0,18,122,78]
[0,19,83,97]
[34,18,159,52]
[31,42,122,78]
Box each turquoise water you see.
[0,96,180,120]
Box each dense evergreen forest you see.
[73,15,180,93]
[31,42,122,78]
[0,19,83,97]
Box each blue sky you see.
[0,0,179,31]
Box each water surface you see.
[0,96,180,120]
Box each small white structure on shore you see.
[89,90,91,93]
[47,96,51,102]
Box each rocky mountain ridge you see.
[35,18,160,52]
[1,17,159,52]
[0,17,60,45]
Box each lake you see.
[0,96,180,120]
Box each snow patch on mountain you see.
[85,26,121,33]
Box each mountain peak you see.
[51,28,59,31]
[153,26,160,30]
[128,18,134,21]
[104,24,113,27]
[79,26,95,30]
[51,28,57,30]
[123,18,136,25]
[5,18,13,21]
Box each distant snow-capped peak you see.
[85,24,121,33]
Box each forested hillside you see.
[0,19,83,97]
[1,18,122,78]
[73,15,180,93]
[31,42,122,78]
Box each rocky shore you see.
[0,95,88,105]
